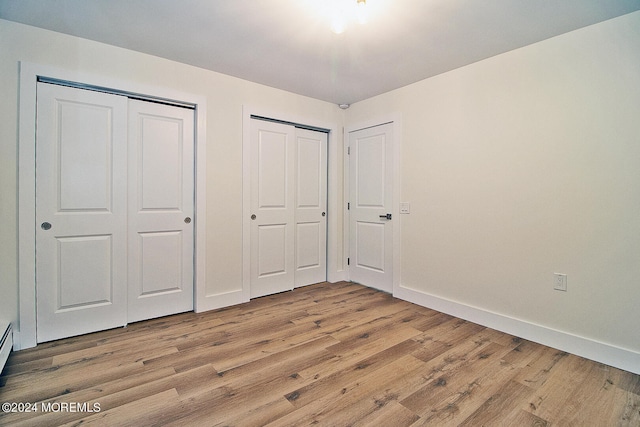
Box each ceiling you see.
[1,0,639,105]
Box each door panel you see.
[57,235,114,309]
[349,123,393,292]
[294,129,327,287]
[250,120,296,297]
[258,224,288,277]
[139,117,184,209]
[356,136,385,207]
[259,134,288,208]
[36,83,128,342]
[355,222,385,272]
[138,231,183,295]
[57,103,113,210]
[127,100,194,322]
[296,222,320,268]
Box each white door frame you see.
[344,115,402,295]
[242,106,343,302]
[17,61,208,350]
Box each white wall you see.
[2,11,639,373]
[346,12,640,372]
[0,19,343,342]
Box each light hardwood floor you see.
[1,282,638,426]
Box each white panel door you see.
[295,129,327,287]
[250,120,296,298]
[36,83,128,342]
[349,123,393,292]
[127,100,194,322]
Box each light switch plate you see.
[553,273,567,291]
[400,202,410,214]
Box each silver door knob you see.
[184,217,191,224]
[41,222,52,230]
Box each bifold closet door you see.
[35,82,194,342]
[249,120,327,298]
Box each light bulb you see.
[356,1,368,25]
[330,14,347,34]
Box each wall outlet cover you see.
[553,273,567,292]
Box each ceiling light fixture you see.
[356,0,368,24]
[329,0,369,34]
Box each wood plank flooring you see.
[1,281,638,426]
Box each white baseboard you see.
[394,284,640,375]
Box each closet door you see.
[250,120,296,298]
[295,128,327,287]
[127,100,194,322]
[35,83,128,342]
[35,83,195,343]
[249,119,328,298]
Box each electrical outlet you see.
[553,273,567,292]
[400,202,410,214]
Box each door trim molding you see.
[242,106,343,303]
[345,114,402,295]
[17,61,208,349]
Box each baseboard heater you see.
[0,323,12,375]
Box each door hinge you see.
[347,146,350,155]
[347,202,350,210]
[347,257,350,266]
